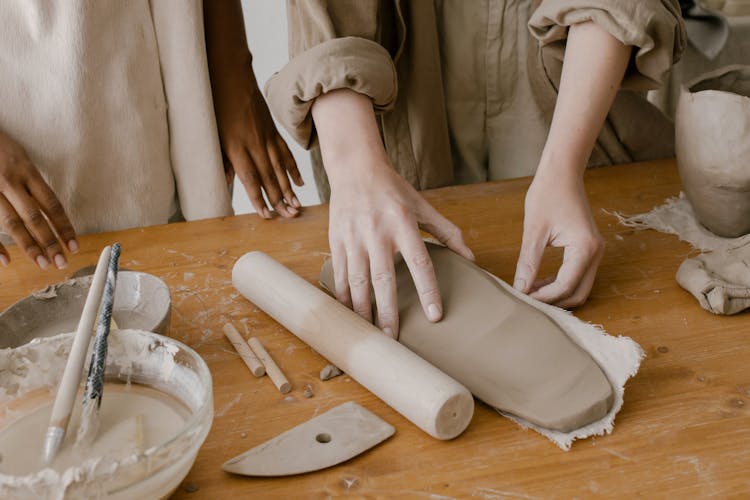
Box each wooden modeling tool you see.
[247,337,291,393]
[222,402,394,476]
[76,243,121,446]
[232,252,474,440]
[222,323,265,377]
[42,246,112,465]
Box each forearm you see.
[204,0,252,75]
[537,21,631,179]
[311,89,389,186]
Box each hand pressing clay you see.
[677,65,750,238]
[319,244,614,433]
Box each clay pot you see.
[676,65,750,238]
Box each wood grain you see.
[1,159,749,498]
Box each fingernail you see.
[54,254,67,269]
[36,255,50,269]
[383,327,394,338]
[67,239,79,253]
[287,205,299,216]
[292,196,301,208]
[0,255,8,267]
[467,249,476,261]
[513,278,526,291]
[427,303,442,322]
[262,208,272,219]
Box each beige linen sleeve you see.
[528,0,686,90]
[265,0,400,149]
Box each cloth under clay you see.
[618,65,750,315]
[319,244,644,450]
[617,194,750,315]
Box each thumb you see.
[514,225,546,293]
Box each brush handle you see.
[47,246,111,430]
[83,243,121,406]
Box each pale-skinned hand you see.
[0,131,78,270]
[513,170,604,308]
[327,159,474,338]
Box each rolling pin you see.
[232,252,474,440]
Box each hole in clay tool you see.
[315,433,332,444]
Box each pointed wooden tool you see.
[222,402,394,476]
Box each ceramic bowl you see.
[0,329,213,498]
[0,272,171,348]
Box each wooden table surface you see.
[2,159,749,498]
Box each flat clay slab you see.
[320,244,614,433]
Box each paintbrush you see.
[75,242,121,447]
[42,245,113,465]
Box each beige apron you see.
[0,0,232,238]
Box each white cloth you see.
[0,0,233,237]
[488,275,644,451]
[615,193,750,315]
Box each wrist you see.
[535,147,587,184]
[312,89,391,186]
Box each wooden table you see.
[2,159,749,498]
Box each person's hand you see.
[513,170,604,308]
[0,131,78,269]
[211,58,303,219]
[327,160,474,338]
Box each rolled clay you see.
[320,244,614,432]
[677,65,750,238]
[232,252,474,440]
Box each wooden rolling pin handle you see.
[232,251,474,440]
[222,323,265,377]
[247,337,291,394]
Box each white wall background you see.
[234,0,320,214]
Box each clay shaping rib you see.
[320,244,614,432]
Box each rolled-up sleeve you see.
[528,0,686,90]
[265,0,399,149]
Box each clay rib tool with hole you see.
[320,243,615,433]
[232,252,474,440]
[222,402,394,476]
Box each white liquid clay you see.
[0,384,189,476]
[0,329,212,499]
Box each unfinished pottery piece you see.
[677,65,750,238]
[0,272,171,348]
[223,402,394,476]
[320,244,615,433]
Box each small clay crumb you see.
[697,376,706,382]
[657,346,669,354]
[320,364,343,381]
[183,483,199,493]
[304,384,315,398]
[341,476,359,490]
[240,432,247,438]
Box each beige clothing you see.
[0,0,233,237]
[266,0,686,199]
